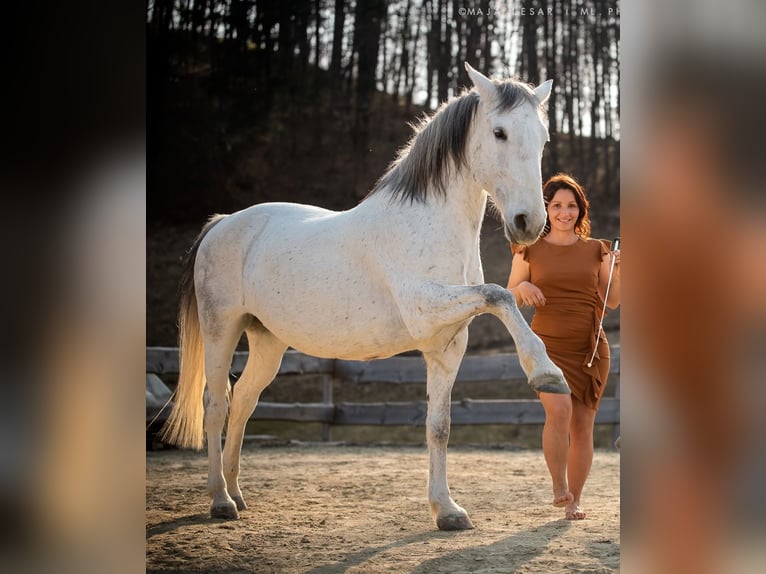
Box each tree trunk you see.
[543,0,559,171]
[481,0,491,74]
[330,0,346,83]
[394,0,412,101]
[436,0,449,103]
[353,0,387,146]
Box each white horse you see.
[162,63,568,531]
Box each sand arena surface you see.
[147,445,619,573]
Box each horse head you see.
[465,63,552,246]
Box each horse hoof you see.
[436,513,475,531]
[529,372,570,394]
[210,501,239,519]
[232,496,247,511]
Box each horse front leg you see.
[479,284,569,394]
[423,329,474,531]
[404,282,568,395]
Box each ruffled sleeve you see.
[597,238,611,260]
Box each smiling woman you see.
[507,173,621,521]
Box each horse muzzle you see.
[504,211,544,245]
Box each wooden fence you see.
[147,345,620,444]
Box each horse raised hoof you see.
[210,500,239,519]
[529,371,570,394]
[436,513,475,531]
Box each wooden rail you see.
[147,346,620,441]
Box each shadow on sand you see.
[306,519,572,574]
[146,512,220,539]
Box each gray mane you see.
[369,79,540,204]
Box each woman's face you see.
[547,188,580,233]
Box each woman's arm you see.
[598,248,621,309]
[507,252,546,307]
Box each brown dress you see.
[514,237,611,410]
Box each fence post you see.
[321,374,334,442]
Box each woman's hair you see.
[541,173,591,238]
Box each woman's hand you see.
[515,281,546,307]
[611,248,621,272]
[599,248,621,309]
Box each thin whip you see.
[587,246,618,368]
[146,390,176,431]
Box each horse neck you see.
[400,178,487,247]
[359,172,488,241]
[440,176,488,236]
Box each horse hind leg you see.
[201,315,247,519]
[223,326,287,512]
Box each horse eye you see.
[493,128,507,141]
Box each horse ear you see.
[533,79,553,105]
[465,62,496,102]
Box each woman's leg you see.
[566,397,598,519]
[539,392,574,507]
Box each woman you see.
[507,174,620,520]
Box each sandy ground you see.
[147,445,619,573]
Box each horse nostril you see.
[514,213,528,233]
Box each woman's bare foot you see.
[565,501,586,520]
[552,489,574,508]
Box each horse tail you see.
[161,214,228,450]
